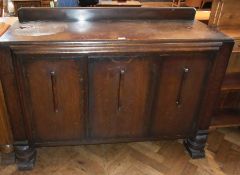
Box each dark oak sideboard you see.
[0,7,233,170]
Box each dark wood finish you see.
[198,42,233,129]
[0,79,14,153]
[12,0,41,16]
[221,72,240,90]
[17,7,196,22]
[14,55,87,142]
[40,0,50,7]
[209,0,240,127]
[211,109,240,127]
[184,130,208,158]
[218,90,240,109]
[0,8,234,169]
[89,56,153,139]
[151,53,213,137]
[0,68,15,162]
[0,0,3,17]
[0,47,26,142]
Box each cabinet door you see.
[151,53,213,137]
[89,56,153,139]
[16,56,87,142]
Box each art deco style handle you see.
[117,68,125,112]
[50,71,58,113]
[176,67,189,107]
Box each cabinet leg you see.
[15,145,36,170]
[0,144,15,165]
[184,130,208,159]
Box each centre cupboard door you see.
[88,53,214,140]
[88,56,154,139]
[14,55,87,143]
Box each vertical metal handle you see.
[50,71,58,113]
[176,67,189,107]
[117,68,125,112]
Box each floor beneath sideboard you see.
[0,127,240,175]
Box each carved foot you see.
[15,145,36,170]
[184,130,208,159]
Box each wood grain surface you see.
[0,127,239,175]
[0,80,13,153]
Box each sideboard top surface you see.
[0,8,231,45]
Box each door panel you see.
[15,52,213,143]
[89,56,153,139]
[89,53,213,140]
[151,54,212,137]
[18,57,87,142]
